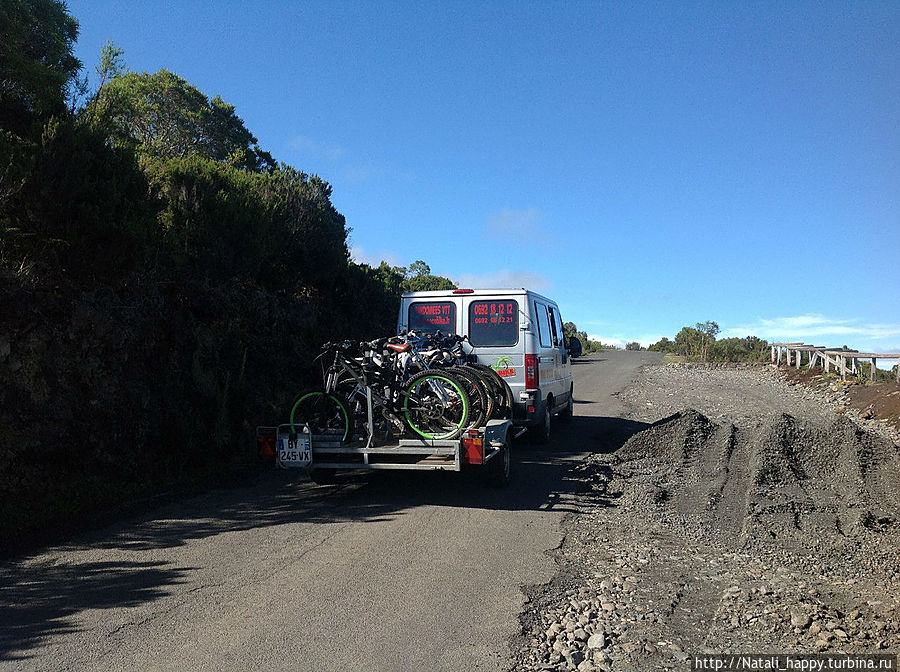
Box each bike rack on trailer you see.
[257,419,513,473]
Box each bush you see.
[7,116,156,283]
[709,336,769,363]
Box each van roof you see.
[400,288,556,304]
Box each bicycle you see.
[414,332,514,421]
[289,340,472,444]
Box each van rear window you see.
[468,300,518,346]
[408,302,456,333]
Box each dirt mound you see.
[604,409,900,562]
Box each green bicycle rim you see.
[290,391,351,442]
[403,373,469,440]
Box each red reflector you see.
[462,436,484,464]
[527,405,535,414]
[257,429,276,462]
[452,288,474,294]
[525,354,539,390]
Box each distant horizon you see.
[586,332,900,356]
[583,312,900,355]
[69,1,899,353]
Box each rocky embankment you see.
[514,364,900,672]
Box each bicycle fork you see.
[364,384,376,449]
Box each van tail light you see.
[525,354,539,390]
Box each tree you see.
[95,41,127,91]
[670,322,720,360]
[0,0,81,139]
[561,320,608,352]
[625,341,642,351]
[401,260,456,292]
[1,0,82,213]
[407,260,430,278]
[695,320,719,362]
[333,261,407,337]
[375,261,406,296]
[12,115,154,281]
[743,335,767,352]
[267,166,349,289]
[648,337,674,352]
[100,70,275,172]
[674,326,702,358]
[144,158,349,288]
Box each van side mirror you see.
[568,337,582,358]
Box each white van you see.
[397,288,580,441]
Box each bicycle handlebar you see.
[321,332,469,361]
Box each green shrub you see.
[8,116,155,282]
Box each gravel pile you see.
[620,363,900,445]
[513,363,900,672]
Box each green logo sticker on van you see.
[492,356,516,378]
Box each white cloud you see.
[454,270,551,292]
[482,207,544,241]
[633,334,668,348]
[587,333,664,348]
[288,135,345,162]
[343,163,387,183]
[341,162,414,184]
[349,245,403,268]
[288,137,412,184]
[588,334,625,348]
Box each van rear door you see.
[465,296,524,391]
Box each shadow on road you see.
[0,560,193,662]
[0,413,650,661]
[72,415,650,548]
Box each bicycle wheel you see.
[402,371,470,440]
[447,366,489,428]
[456,365,497,420]
[466,363,514,419]
[289,390,353,442]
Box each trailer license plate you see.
[278,433,311,467]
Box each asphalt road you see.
[0,351,660,671]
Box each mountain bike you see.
[290,340,471,444]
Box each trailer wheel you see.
[484,433,511,488]
[308,467,337,485]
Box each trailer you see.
[256,418,514,487]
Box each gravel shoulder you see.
[515,360,900,672]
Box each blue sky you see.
[68,1,899,352]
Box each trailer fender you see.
[484,419,513,462]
